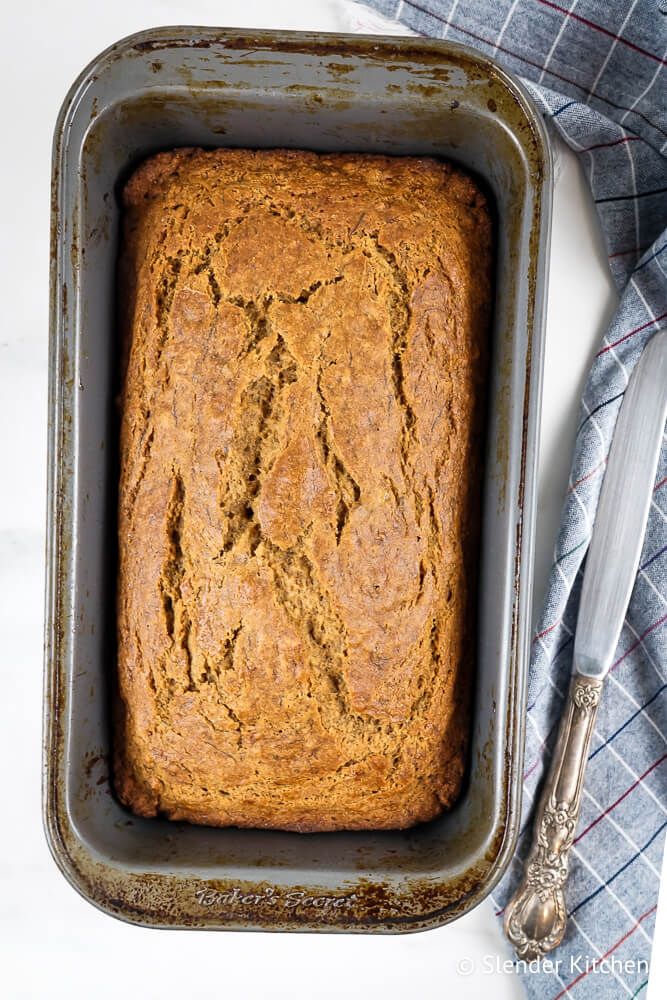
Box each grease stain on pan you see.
[44,795,508,931]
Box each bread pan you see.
[45,26,551,931]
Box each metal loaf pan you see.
[45,26,551,932]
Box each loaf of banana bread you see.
[114,147,493,831]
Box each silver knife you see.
[505,328,667,960]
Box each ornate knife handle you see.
[504,673,603,960]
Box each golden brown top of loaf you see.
[114,148,493,832]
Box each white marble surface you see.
[0,2,664,997]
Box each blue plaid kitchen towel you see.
[345,2,667,997]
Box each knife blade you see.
[575,327,667,678]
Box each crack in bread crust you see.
[115,148,493,832]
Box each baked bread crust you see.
[114,148,493,831]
